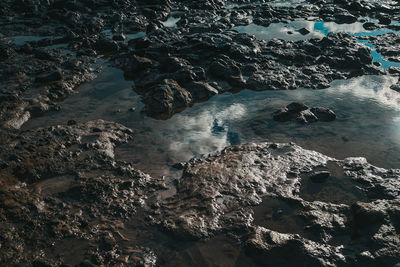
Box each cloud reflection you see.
[332,75,400,111]
[168,103,246,158]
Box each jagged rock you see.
[143,79,192,117]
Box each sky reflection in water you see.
[233,19,400,69]
[22,66,400,170]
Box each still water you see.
[233,19,400,69]
[23,65,400,171]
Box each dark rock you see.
[378,16,391,25]
[35,69,63,83]
[296,109,318,124]
[209,56,245,88]
[273,102,335,124]
[310,107,336,122]
[143,79,192,117]
[298,27,310,35]
[112,33,126,41]
[334,13,358,24]
[33,260,54,267]
[156,142,400,266]
[94,38,119,53]
[67,120,77,125]
[184,81,218,100]
[273,108,292,122]
[351,202,387,229]
[363,22,377,30]
[287,102,308,112]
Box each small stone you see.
[298,28,310,35]
[310,107,336,122]
[287,102,308,112]
[378,17,391,25]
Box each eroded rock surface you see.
[154,142,400,266]
[1,0,400,266]
[0,120,158,266]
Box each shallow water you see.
[101,29,146,40]
[10,35,54,45]
[233,19,400,69]
[23,64,400,172]
[162,17,180,28]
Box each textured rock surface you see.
[1,0,400,266]
[0,120,158,266]
[154,142,400,266]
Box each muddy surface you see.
[1,0,400,266]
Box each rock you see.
[273,102,335,123]
[94,38,119,53]
[112,33,126,41]
[296,109,318,123]
[245,227,346,266]
[363,22,377,30]
[287,102,308,112]
[184,81,218,100]
[310,107,336,122]
[155,141,400,265]
[209,56,245,88]
[0,120,154,266]
[334,13,358,24]
[351,201,387,229]
[35,69,63,83]
[273,107,293,122]
[298,27,310,35]
[143,79,192,117]
[378,16,391,25]
[67,119,77,125]
[129,55,154,73]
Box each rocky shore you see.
[1,0,400,266]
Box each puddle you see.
[233,19,400,68]
[101,30,146,40]
[10,35,55,45]
[125,31,146,40]
[299,161,368,205]
[226,0,306,9]
[252,196,310,238]
[22,70,400,173]
[162,17,180,28]
[233,19,400,42]
[233,20,326,42]
[267,0,307,7]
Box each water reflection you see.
[23,65,400,170]
[234,19,400,42]
[233,19,400,69]
[233,20,325,42]
[10,35,55,45]
[162,17,180,28]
